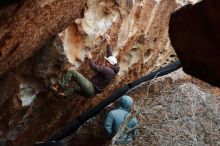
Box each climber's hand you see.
[58,92,66,97]
[100,50,104,57]
[105,35,110,44]
[85,52,92,60]
[51,83,60,92]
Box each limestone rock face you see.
[0,0,216,146]
[17,36,68,107]
[0,0,87,77]
[63,0,178,91]
[18,36,68,86]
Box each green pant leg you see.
[58,70,75,88]
[64,86,95,97]
[64,86,81,97]
[68,70,96,97]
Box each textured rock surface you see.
[17,36,68,107]
[0,0,217,146]
[0,36,72,146]
[0,0,178,145]
[0,0,87,77]
[0,73,21,138]
[63,0,178,92]
[169,0,220,87]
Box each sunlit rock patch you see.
[62,0,178,89]
[20,78,43,106]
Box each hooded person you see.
[104,95,138,144]
[53,36,120,98]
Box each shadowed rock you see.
[169,0,220,87]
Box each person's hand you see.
[52,85,58,92]
[58,92,66,97]
[62,62,74,72]
[100,50,104,57]
[105,35,110,44]
[85,52,92,60]
[51,83,60,92]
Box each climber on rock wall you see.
[104,95,138,145]
[52,36,120,98]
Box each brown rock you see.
[0,0,87,77]
[169,0,220,87]
[0,0,182,145]
[0,73,21,137]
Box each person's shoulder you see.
[107,110,116,117]
[103,66,115,73]
[110,65,120,74]
[110,108,126,115]
[109,108,121,113]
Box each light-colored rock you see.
[0,0,218,146]
[62,0,178,86]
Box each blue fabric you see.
[117,95,133,111]
[105,109,138,137]
[104,95,138,142]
